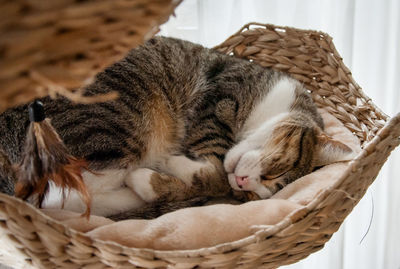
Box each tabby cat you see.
[0,36,354,218]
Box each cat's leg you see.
[161,155,212,185]
[44,181,146,216]
[43,169,146,216]
[124,168,190,202]
[124,156,229,203]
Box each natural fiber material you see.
[0,0,182,112]
[1,22,400,269]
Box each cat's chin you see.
[253,186,273,199]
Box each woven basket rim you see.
[0,191,296,256]
[215,22,390,122]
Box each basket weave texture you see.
[0,0,181,112]
[1,22,400,269]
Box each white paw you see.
[125,168,158,202]
[234,150,262,177]
[224,141,253,173]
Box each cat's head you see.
[224,112,355,199]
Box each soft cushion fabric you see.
[86,199,301,250]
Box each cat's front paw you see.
[224,141,252,173]
[125,168,159,203]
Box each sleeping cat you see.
[0,36,354,218]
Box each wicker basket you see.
[0,0,182,112]
[1,22,400,269]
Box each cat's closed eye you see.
[260,172,286,181]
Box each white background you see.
[160,1,400,268]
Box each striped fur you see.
[0,37,353,217]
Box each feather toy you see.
[14,100,91,217]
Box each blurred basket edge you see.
[0,0,182,112]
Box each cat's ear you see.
[314,133,356,166]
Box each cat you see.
[0,36,354,218]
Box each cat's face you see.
[224,113,354,199]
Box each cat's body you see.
[0,37,353,218]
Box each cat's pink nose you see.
[235,176,249,188]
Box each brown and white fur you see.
[0,37,354,218]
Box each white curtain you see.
[160,1,400,268]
